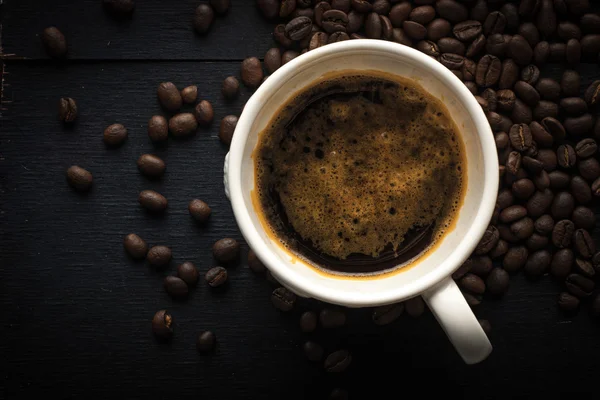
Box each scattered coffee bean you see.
[557,292,580,311]
[222,76,240,100]
[551,192,575,220]
[179,85,197,104]
[281,50,300,65]
[324,349,352,373]
[205,266,228,287]
[578,157,600,181]
[213,238,240,263]
[271,287,296,311]
[66,165,93,192]
[572,206,595,230]
[575,258,595,277]
[157,82,182,112]
[41,27,67,58]
[241,57,264,88]
[474,225,500,255]
[147,245,172,269]
[210,0,230,15]
[300,311,318,332]
[524,250,552,277]
[503,245,528,272]
[459,273,486,294]
[139,190,168,213]
[152,310,173,341]
[103,123,128,147]
[551,248,574,278]
[257,0,279,19]
[274,24,293,47]
[304,341,324,362]
[264,48,282,74]
[148,115,169,142]
[485,268,509,294]
[552,219,575,248]
[177,262,199,287]
[561,97,588,117]
[321,9,348,33]
[169,113,198,137]
[405,296,426,317]
[188,199,211,223]
[123,233,148,260]
[58,97,77,123]
[137,154,165,178]
[194,331,217,355]
[193,4,215,34]
[219,115,238,146]
[194,100,214,126]
[320,308,346,328]
[584,80,600,109]
[566,273,595,298]
[574,229,595,259]
[164,276,189,299]
[490,239,509,258]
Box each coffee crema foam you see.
[253,72,466,276]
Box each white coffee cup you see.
[224,40,498,364]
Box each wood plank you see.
[1,0,275,60]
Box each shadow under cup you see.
[230,41,498,307]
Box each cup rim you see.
[228,40,499,307]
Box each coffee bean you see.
[557,292,580,311]
[490,239,509,259]
[417,41,440,58]
[175,262,199,287]
[536,0,557,37]
[519,23,540,47]
[58,97,77,123]
[498,60,519,90]
[511,99,533,124]
[573,140,596,160]
[380,16,393,40]
[297,311,318,333]
[281,50,300,65]
[372,302,404,325]
[405,296,426,317]
[548,171,570,192]
[364,12,382,38]
[427,19,451,42]
[557,144,576,169]
[324,350,352,373]
[331,0,350,13]
[533,101,558,121]
[101,123,127,147]
[247,249,266,273]
[498,223,521,243]
[553,0,568,15]
[350,0,371,13]
[403,21,427,40]
[511,217,535,240]
[137,154,165,179]
[241,57,264,88]
[156,82,182,112]
[152,310,173,341]
[41,26,67,58]
[438,38,466,56]
[321,9,348,33]
[533,170,551,191]
[552,219,575,248]
[513,179,535,200]
[209,0,230,14]
[303,341,324,362]
[389,2,411,27]
[197,331,216,353]
[440,53,464,70]
[218,77,239,101]
[465,34,486,59]
[469,256,493,276]
[485,268,509,295]
[271,287,296,311]
[459,273,486,294]
[524,249,552,277]
[186,200,211,225]
[481,89,498,111]
[534,214,554,236]
[391,28,412,46]
[566,38,582,65]
[66,165,93,192]
[177,86,197,105]
[560,97,588,117]
[535,78,560,102]
[566,273,595,298]
[123,233,148,260]
[541,117,565,141]
[219,115,238,146]
[474,225,500,255]
[409,6,435,25]
[261,49,281,76]
[280,0,297,18]
[257,0,279,19]
[508,123,532,152]
[453,21,482,42]
[191,101,213,127]
[548,42,567,63]
[483,11,506,36]
[486,34,508,57]
[578,157,600,181]
[581,13,600,34]
[471,0,488,22]
[285,16,313,40]
[453,259,472,280]
[205,266,228,288]
[476,55,501,88]
[320,308,346,328]
[308,32,328,50]
[533,41,550,65]
[169,113,198,137]
[572,206,595,230]
[560,70,580,97]
[213,238,240,263]
[551,248,574,278]
[506,151,522,175]
[583,80,600,109]
[537,149,558,172]
[433,0,466,23]
[164,276,189,299]
[508,35,534,65]
[145,115,168,143]
[575,258,595,277]
[527,189,554,217]
[521,64,541,85]
[274,24,294,47]
[523,155,544,173]
[138,190,167,213]
[503,246,529,272]
[193,4,215,34]
[581,34,600,59]
[371,0,390,14]
[528,124,551,150]
[527,232,549,250]
[494,131,508,150]
[574,229,595,259]
[569,179,591,208]
[519,0,541,17]
[146,245,171,269]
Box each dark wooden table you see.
[2,1,600,398]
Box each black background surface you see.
[2,1,600,399]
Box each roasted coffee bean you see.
[365,12,382,38]
[474,225,500,255]
[524,250,552,277]
[324,350,352,373]
[466,34,486,59]
[459,273,485,294]
[314,2,332,26]
[241,57,264,88]
[533,41,550,65]
[123,233,148,260]
[331,0,351,13]
[511,99,532,124]
[512,179,535,200]
[147,245,171,268]
[548,171,570,191]
[511,217,535,240]
[581,34,600,59]
[506,151,522,175]
[533,170,551,191]
[566,38,582,65]
[490,239,509,259]
[179,86,197,105]
[551,192,575,220]
[169,113,198,137]
[498,223,520,243]
[469,256,493,277]
[271,287,296,311]
[486,268,509,295]
[519,23,540,47]
[282,50,300,64]
[152,310,173,341]
[527,189,554,217]
[405,296,426,317]
[66,166,93,192]
[579,157,600,181]
[500,3,519,32]
[552,219,575,248]
[209,0,230,14]
[219,115,238,146]
[565,114,595,138]
[498,60,519,90]
[453,259,472,280]
[58,97,77,123]
[321,10,349,33]
[581,13,600,34]
[553,0,569,15]
[528,124,551,150]
[572,206,595,230]
[575,258,595,277]
[391,28,412,45]
[508,35,533,65]
[194,100,214,126]
[557,144,576,169]
[417,40,440,58]
[533,101,558,121]
[566,273,595,298]
[526,233,549,250]
[476,55,501,88]
[509,123,532,152]
[551,248,574,278]
[570,177,592,206]
[371,0,390,14]
[427,19,451,42]
[470,0,488,22]
[495,131,509,149]
[482,89,498,111]
[372,303,404,326]
[523,155,544,174]
[205,266,228,287]
[483,11,506,36]
[537,0,557,37]
[304,341,324,362]
[177,262,199,287]
[41,26,67,58]
[286,17,313,40]
[438,38,465,56]
[137,154,165,179]
[139,190,167,213]
[193,3,215,33]
[257,0,280,19]
[558,292,580,311]
[188,199,211,224]
[519,0,541,17]
[574,229,595,259]
[220,77,239,100]
[453,21,482,42]
[351,0,372,13]
[548,42,566,63]
[280,0,297,18]
[584,81,600,109]
[536,78,561,102]
[380,16,394,40]
[503,246,529,272]
[320,308,347,328]
[435,0,467,24]
[389,2,411,27]
[521,65,541,85]
[213,238,240,263]
[541,117,565,141]
[486,34,508,57]
[574,139,596,159]
[247,249,266,273]
[328,31,350,43]
[403,21,426,40]
[164,276,188,299]
[409,5,435,25]
[537,149,558,172]
[274,24,294,47]
[300,311,318,332]
[561,69,580,97]
[561,97,588,117]
[157,82,182,111]
[309,32,329,50]
[197,331,216,353]
[440,53,464,70]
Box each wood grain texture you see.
[1,0,276,60]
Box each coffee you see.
[253,71,467,276]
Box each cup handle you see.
[223,152,231,201]
[422,276,492,364]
